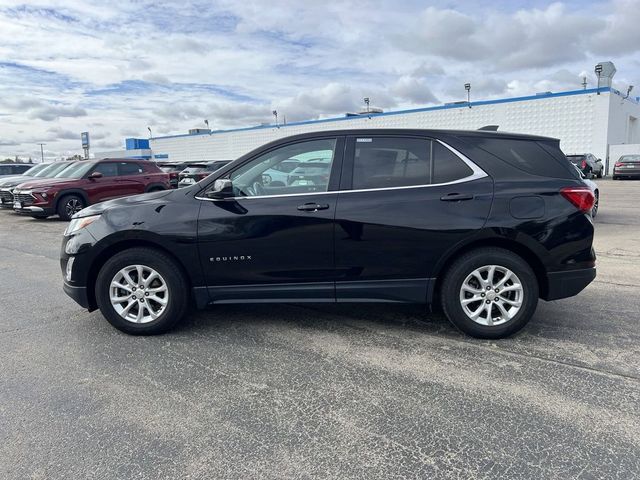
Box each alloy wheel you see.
[65,198,84,216]
[109,265,169,323]
[459,265,524,326]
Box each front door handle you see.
[297,203,330,212]
[440,193,474,202]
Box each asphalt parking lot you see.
[0,180,639,479]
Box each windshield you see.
[54,161,96,179]
[620,155,640,163]
[181,166,207,174]
[23,163,49,176]
[41,162,73,177]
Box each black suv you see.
[61,129,596,339]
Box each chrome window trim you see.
[196,139,488,202]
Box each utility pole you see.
[37,143,45,163]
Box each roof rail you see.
[478,125,499,131]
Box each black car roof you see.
[262,128,559,143]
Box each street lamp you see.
[272,110,278,127]
[595,64,603,95]
[147,126,152,138]
[465,83,471,108]
[364,97,370,113]
[37,143,45,163]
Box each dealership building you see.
[146,86,640,176]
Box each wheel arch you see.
[55,189,90,211]
[85,238,193,311]
[145,183,167,193]
[430,237,548,309]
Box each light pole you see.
[465,83,471,108]
[147,126,152,139]
[37,143,45,163]
[272,110,278,127]
[364,97,370,113]
[595,64,603,95]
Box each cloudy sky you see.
[1,0,639,160]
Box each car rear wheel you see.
[440,248,539,339]
[95,247,189,335]
[57,194,85,220]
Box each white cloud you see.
[0,0,639,160]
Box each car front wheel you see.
[95,247,189,335]
[440,248,539,339]
[57,194,85,220]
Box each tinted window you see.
[353,137,431,189]
[0,166,12,175]
[476,138,573,178]
[93,162,118,177]
[620,155,640,163]
[433,142,473,183]
[229,139,336,197]
[566,155,586,165]
[118,162,143,175]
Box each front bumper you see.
[544,267,596,301]
[63,280,91,309]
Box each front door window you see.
[228,139,337,197]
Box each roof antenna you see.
[478,125,499,131]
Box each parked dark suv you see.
[566,153,604,178]
[14,159,170,220]
[60,129,596,339]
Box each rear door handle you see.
[297,203,329,212]
[440,193,474,202]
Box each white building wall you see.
[604,93,640,174]
[151,89,639,168]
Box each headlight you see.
[65,214,101,235]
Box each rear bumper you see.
[613,170,640,178]
[543,267,596,301]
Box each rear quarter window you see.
[474,137,574,178]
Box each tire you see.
[95,247,189,335]
[592,191,599,218]
[440,248,539,339]
[146,186,165,193]
[57,194,85,221]
[596,170,603,179]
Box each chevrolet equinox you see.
[61,129,596,338]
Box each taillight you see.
[615,162,623,167]
[581,160,587,169]
[561,186,595,213]
[170,172,178,179]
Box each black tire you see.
[440,247,539,339]
[95,247,189,335]
[146,186,165,193]
[596,170,603,179]
[57,194,85,220]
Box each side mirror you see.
[206,178,234,199]
[88,171,103,180]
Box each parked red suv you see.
[13,159,170,220]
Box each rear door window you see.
[350,137,475,190]
[118,162,143,175]
[432,142,473,183]
[352,137,431,189]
